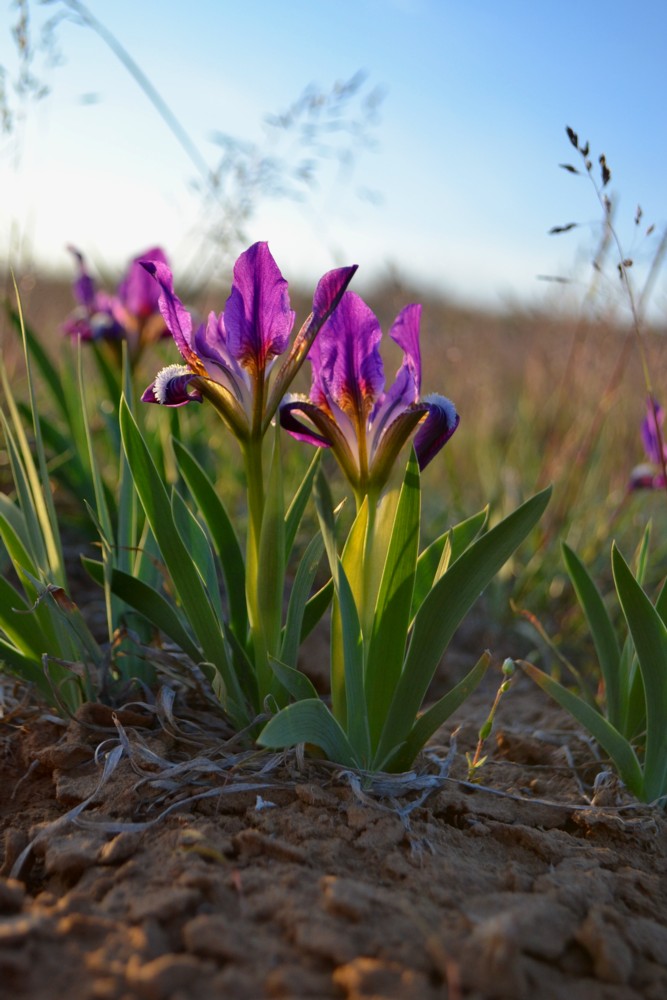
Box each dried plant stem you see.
[581,143,667,498]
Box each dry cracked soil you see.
[1,660,666,1000]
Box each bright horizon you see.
[2,0,666,318]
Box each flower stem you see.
[243,436,271,704]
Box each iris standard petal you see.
[388,304,422,395]
[311,291,384,420]
[265,265,358,423]
[370,305,423,443]
[224,242,295,376]
[312,266,360,325]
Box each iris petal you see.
[224,242,295,375]
[629,464,666,490]
[69,247,98,310]
[193,312,249,405]
[311,291,383,420]
[118,248,168,319]
[388,304,422,396]
[265,265,358,423]
[280,397,333,448]
[141,260,199,368]
[143,364,203,407]
[413,394,460,470]
[641,397,665,465]
[280,396,360,486]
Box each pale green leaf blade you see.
[335,554,371,764]
[366,451,420,748]
[562,542,622,728]
[0,410,49,572]
[7,282,65,581]
[173,438,247,641]
[612,544,667,802]
[119,397,246,721]
[0,637,45,688]
[258,699,360,767]
[0,575,49,660]
[171,490,224,624]
[257,428,286,657]
[280,529,325,669]
[411,506,489,621]
[269,657,320,702]
[284,450,321,558]
[300,578,333,642]
[81,558,202,666]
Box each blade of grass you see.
[375,486,551,764]
[378,651,491,772]
[119,396,247,724]
[280,529,325,670]
[172,437,247,641]
[561,541,622,728]
[81,557,202,665]
[612,544,667,802]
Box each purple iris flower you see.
[63,246,169,359]
[141,242,357,441]
[630,396,667,490]
[280,292,459,498]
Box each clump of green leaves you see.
[521,533,667,804]
[259,453,551,772]
[0,290,109,709]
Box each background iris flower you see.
[280,291,459,505]
[63,245,169,363]
[630,396,667,491]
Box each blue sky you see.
[2,0,667,314]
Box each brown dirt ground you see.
[1,657,666,1000]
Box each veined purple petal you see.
[389,304,422,394]
[119,247,168,318]
[370,304,423,441]
[143,364,203,407]
[141,260,197,367]
[263,264,358,426]
[641,397,665,465]
[413,394,459,470]
[312,265,359,325]
[224,242,295,375]
[191,312,252,414]
[311,291,384,420]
